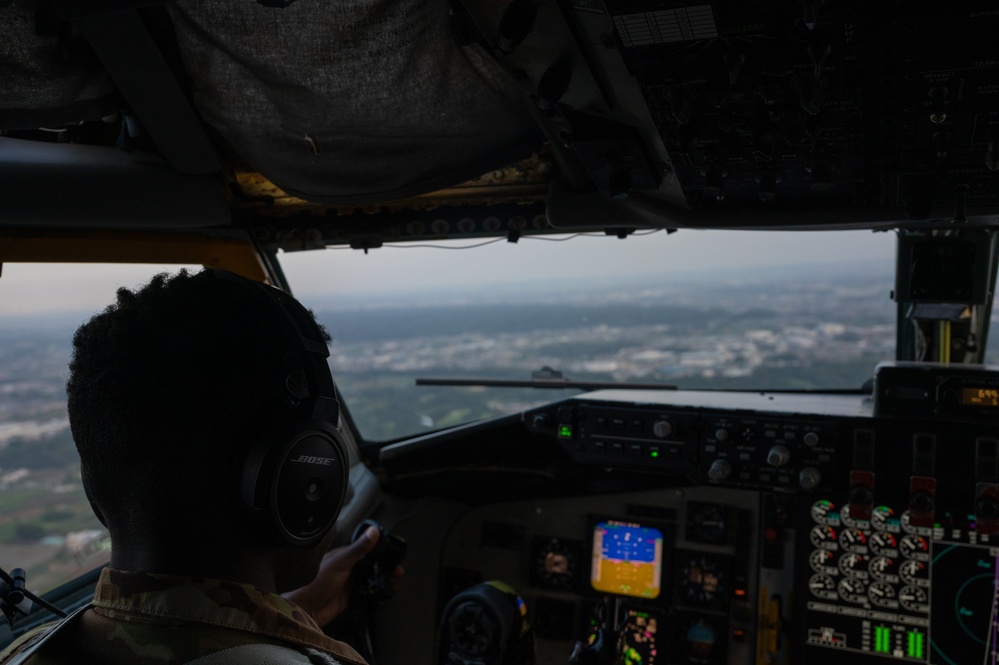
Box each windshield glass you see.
[278,228,973,443]
[0,238,996,591]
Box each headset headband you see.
[212,269,339,426]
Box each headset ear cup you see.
[210,270,347,547]
[241,422,349,547]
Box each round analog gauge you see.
[867,581,897,608]
[809,549,837,574]
[868,556,897,582]
[532,538,578,590]
[839,528,868,552]
[809,574,838,600]
[837,577,868,604]
[871,505,900,532]
[838,552,868,578]
[898,585,930,613]
[899,534,930,560]
[811,500,840,526]
[810,525,839,550]
[686,503,729,545]
[900,511,933,536]
[681,618,720,663]
[840,504,870,529]
[869,532,898,556]
[676,553,729,609]
[899,560,930,587]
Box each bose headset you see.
[212,269,349,548]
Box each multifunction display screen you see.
[591,520,664,599]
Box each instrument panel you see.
[375,365,999,665]
[504,365,999,664]
[798,496,998,664]
[437,485,759,665]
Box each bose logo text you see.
[292,455,335,465]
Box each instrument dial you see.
[868,556,898,583]
[810,500,840,526]
[837,577,869,604]
[686,503,729,545]
[809,574,838,600]
[839,528,868,553]
[676,552,729,609]
[867,581,898,608]
[898,585,930,613]
[681,617,722,664]
[810,525,838,550]
[899,560,930,587]
[838,552,868,578]
[531,538,579,590]
[869,532,898,556]
[899,534,930,561]
[871,505,900,532]
[809,549,837,574]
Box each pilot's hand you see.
[283,525,380,627]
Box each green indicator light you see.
[874,627,890,653]
[650,450,659,458]
[907,631,924,659]
[558,425,572,438]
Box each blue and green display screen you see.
[590,521,664,599]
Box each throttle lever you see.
[351,519,407,601]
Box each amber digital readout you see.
[590,521,664,599]
[962,387,999,408]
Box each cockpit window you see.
[0,263,199,594]
[278,229,913,444]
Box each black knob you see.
[910,490,935,514]
[707,459,732,481]
[976,497,999,521]
[849,484,873,506]
[531,413,550,429]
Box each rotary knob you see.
[707,459,732,481]
[767,445,791,467]
[976,496,999,520]
[910,491,935,514]
[653,419,674,439]
[799,467,822,489]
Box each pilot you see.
[0,269,389,664]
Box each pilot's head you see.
[66,269,340,589]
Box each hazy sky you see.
[285,228,898,297]
[0,228,898,317]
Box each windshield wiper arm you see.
[415,366,677,391]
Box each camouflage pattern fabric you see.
[0,569,368,664]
